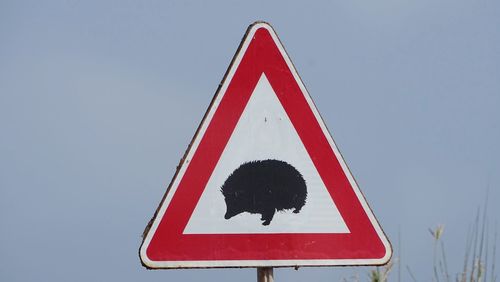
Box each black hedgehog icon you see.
[220,159,307,226]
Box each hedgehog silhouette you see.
[220,159,307,226]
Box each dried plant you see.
[362,196,498,282]
[369,259,394,282]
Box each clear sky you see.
[1,1,499,281]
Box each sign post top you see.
[140,21,391,269]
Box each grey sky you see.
[1,1,499,281]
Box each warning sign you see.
[140,22,391,269]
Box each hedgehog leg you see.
[261,208,275,226]
[292,195,305,214]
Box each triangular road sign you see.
[140,22,391,268]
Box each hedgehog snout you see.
[224,203,240,219]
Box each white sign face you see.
[184,74,350,234]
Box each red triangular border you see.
[140,22,391,268]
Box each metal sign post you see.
[257,267,274,282]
